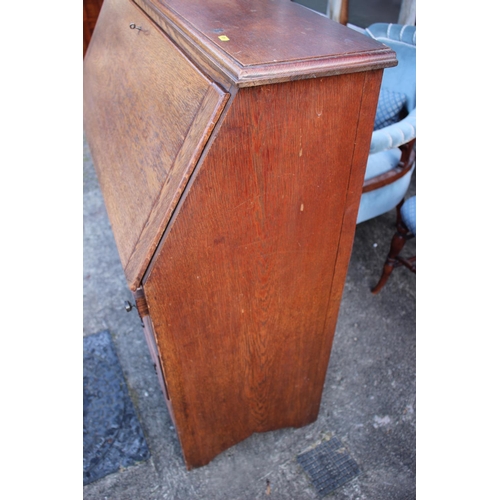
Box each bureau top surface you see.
[138,0,397,85]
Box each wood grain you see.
[143,71,382,468]
[125,83,229,290]
[83,0,104,57]
[316,69,383,398]
[83,0,228,289]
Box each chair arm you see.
[363,140,415,193]
[370,108,416,154]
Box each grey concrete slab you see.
[84,330,150,485]
[83,132,415,499]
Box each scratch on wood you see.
[234,194,263,210]
[236,235,278,249]
[260,249,313,257]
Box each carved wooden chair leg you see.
[371,200,411,294]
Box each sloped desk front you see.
[83,0,396,469]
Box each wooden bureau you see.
[83,0,396,469]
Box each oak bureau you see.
[83,0,397,469]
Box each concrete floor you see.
[83,127,416,499]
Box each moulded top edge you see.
[137,0,397,85]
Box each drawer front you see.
[142,316,171,406]
[133,288,176,423]
[84,0,228,290]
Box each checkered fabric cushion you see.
[374,88,407,131]
[401,196,416,235]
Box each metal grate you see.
[297,437,360,497]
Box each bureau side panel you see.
[144,71,382,468]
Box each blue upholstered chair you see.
[356,23,416,224]
[372,195,416,293]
